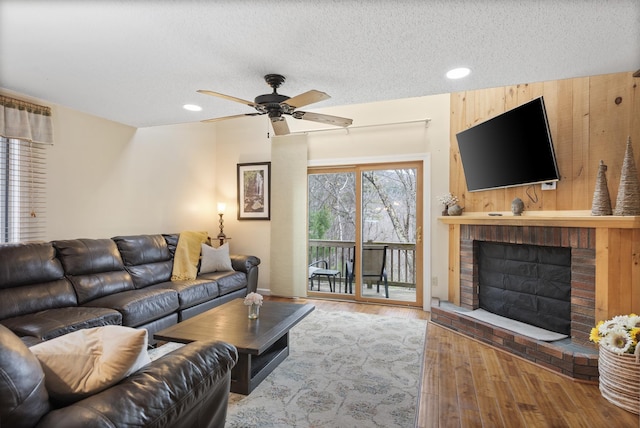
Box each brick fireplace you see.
[460,224,595,342]
[431,223,599,381]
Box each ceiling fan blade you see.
[201,113,263,123]
[282,90,330,109]
[293,111,353,127]
[197,90,260,108]
[270,117,290,136]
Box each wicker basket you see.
[598,345,640,414]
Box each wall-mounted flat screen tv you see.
[455,96,560,192]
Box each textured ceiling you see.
[1,0,638,128]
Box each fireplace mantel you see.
[439,211,640,324]
[439,210,640,228]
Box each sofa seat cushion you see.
[0,307,122,342]
[86,288,179,327]
[30,326,151,406]
[198,271,247,296]
[0,324,50,428]
[148,279,220,310]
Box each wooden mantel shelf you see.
[439,210,640,229]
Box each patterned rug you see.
[225,309,427,428]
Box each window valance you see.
[0,95,53,144]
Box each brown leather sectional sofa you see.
[0,233,260,346]
[0,232,260,427]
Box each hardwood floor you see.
[266,296,640,428]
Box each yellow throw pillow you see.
[30,325,150,405]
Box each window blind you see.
[1,137,47,242]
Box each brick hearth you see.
[431,224,599,381]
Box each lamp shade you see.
[217,203,226,214]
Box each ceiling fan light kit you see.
[198,74,353,136]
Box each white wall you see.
[46,103,219,239]
[215,94,452,304]
[214,118,273,292]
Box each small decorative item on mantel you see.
[591,160,613,216]
[590,314,640,414]
[447,204,464,216]
[613,137,640,216]
[244,292,263,320]
[437,193,459,216]
[511,197,524,216]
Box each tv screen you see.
[455,97,560,192]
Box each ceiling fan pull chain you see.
[266,116,270,139]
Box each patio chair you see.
[344,245,389,298]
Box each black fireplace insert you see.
[477,241,571,335]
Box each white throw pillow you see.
[30,325,150,404]
[199,242,233,273]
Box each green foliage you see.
[309,207,332,239]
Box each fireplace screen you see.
[477,241,571,335]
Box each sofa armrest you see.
[36,341,238,428]
[230,254,261,294]
[229,254,260,273]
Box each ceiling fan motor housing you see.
[255,93,289,105]
[256,73,291,117]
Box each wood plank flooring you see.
[266,296,640,428]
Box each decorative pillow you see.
[199,242,233,273]
[29,325,150,405]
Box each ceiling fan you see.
[198,74,353,136]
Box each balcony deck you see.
[308,239,416,302]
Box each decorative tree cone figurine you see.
[591,160,613,215]
[613,137,640,216]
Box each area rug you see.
[225,309,427,428]
[453,307,568,341]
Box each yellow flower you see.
[630,327,640,345]
[589,326,601,343]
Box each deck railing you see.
[308,239,416,287]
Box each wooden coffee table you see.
[154,299,315,395]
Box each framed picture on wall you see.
[237,162,271,220]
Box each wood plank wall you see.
[448,71,640,320]
[449,71,640,213]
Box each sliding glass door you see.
[308,161,423,306]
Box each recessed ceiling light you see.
[446,67,471,79]
[183,104,202,112]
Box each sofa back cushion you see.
[0,242,77,320]
[163,233,179,257]
[53,239,134,304]
[112,235,173,288]
[0,324,50,427]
